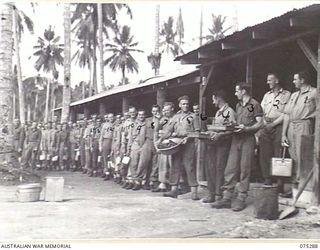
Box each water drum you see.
[253,186,279,220]
[16,183,41,202]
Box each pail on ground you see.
[45,177,64,202]
[16,183,41,202]
[253,186,279,220]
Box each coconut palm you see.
[33,26,63,122]
[72,3,132,93]
[61,3,71,123]
[104,25,143,86]
[159,16,179,57]
[10,3,34,124]
[176,7,184,55]
[205,14,232,41]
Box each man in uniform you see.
[100,113,115,180]
[127,110,154,190]
[202,90,236,203]
[57,123,69,171]
[153,102,175,192]
[21,122,41,170]
[79,119,87,171]
[69,122,82,171]
[121,106,137,188]
[148,104,161,191]
[13,119,25,159]
[160,95,200,200]
[259,73,291,186]
[112,114,123,183]
[90,118,102,177]
[83,119,93,174]
[282,71,316,196]
[212,82,263,211]
[39,123,50,169]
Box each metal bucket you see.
[253,186,279,220]
[16,183,41,202]
[45,177,64,202]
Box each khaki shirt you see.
[128,121,150,150]
[100,122,115,139]
[214,104,236,125]
[13,125,25,149]
[26,128,41,145]
[162,110,200,139]
[236,97,263,127]
[284,85,317,122]
[261,88,291,120]
[69,127,81,144]
[57,130,69,147]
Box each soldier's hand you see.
[210,132,222,142]
[172,132,177,137]
[281,135,290,147]
[234,124,245,133]
[180,137,188,144]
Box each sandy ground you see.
[0,171,319,240]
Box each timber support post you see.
[156,88,167,109]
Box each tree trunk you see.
[61,3,71,123]
[0,3,14,160]
[34,91,38,121]
[51,95,56,121]
[44,80,50,123]
[13,91,16,119]
[154,5,160,76]
[82,81,86,99]
[97,3,106,92]
[27,103,31,122]
[12,8,25,124]
[89,64,93,97]
[92,42,97,95]
[121,66,125,85]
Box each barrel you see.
[45,177,64,202]
[16,183,41,202]
[253,186,279,220]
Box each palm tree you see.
[61,3,71,123]
[205,14,232,41]
[11,3,34,124]
[72,3,132,93]
[176,7,184,55]
[104,25,143,85]
[33,26,63,122]
[148,5,161,76]
[159,16,179,57]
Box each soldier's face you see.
[32,122,37,129]
[129,109,137,119]
[137,111,145,122]
[193,105,199,114]
[212,95,219,107]
[293,74,304,89]
[163,105,172,117]
[151,107,160,117]
[108,114,115,122]
[235,86,244,100]
[267,74,279,90]
[179,100,189,112]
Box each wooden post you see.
[246,54,253,93]
[70,108,76,122]
[156,88,167,109]
[312,33,320,205]
[122,96,129,114]
[99,102,106,116]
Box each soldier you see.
[212,82,263,211]
[12,119,25,159]
[202,90,236,203]
[56,123,69,170]
[90,118,102,177]
[83,119,93,174]
[112,114,123,183]
[100,113,115,180]
[160,95,200,200]
[39,123,50,169]
[48,122,58,170]
[69,122,82,171]
[21,122,41,170]
[153,102,175,192]
[127,110,154,190]
[259,73,291,186]
[121,106,137,188]
[282,71,316,197]
[79,119,87,171]
[148,104,161,191]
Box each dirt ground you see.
[0,170,319,240]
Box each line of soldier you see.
[12,70,315,212]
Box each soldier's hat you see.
[178,95,189,102]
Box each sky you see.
[17,1,318,91]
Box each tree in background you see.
[176,7,184,55]
[71,3,132,94]
[159,16,179,57]
[205,14,232,41]
[11,3,34,124]
[104,25,143,86]
[33,26,63,122]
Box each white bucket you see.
[45,177,64,202]
[16,183,41,202]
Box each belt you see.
[290,119,311,124]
